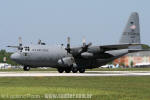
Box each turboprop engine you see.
[87,46,101,53]
[81,52,94,59]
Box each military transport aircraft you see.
[8,12,142,73]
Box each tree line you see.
[0,50,17,65]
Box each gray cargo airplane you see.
[8,12,142,73]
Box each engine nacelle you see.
[81,52,94,59]
[58,57,74,66]
[87,46,101,53]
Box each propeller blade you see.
[79,42,92,53]
[65,36,92,55]
[66,37,71,53]
[82,37,86,47]
[67,37,70,42]
[7,37,23,52]
[7,46,19,48]
[87,42,92,47]
[18,37,22,46]
[67,37,70,49]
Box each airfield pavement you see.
[0,71,150,77]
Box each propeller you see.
[65,37,92,55]
[80,37,92,53]
[7,37,23,51]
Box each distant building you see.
[114,51,150,67]
[0,63,11,69]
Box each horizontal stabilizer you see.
[100,43,142,51]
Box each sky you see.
[0,0,150,51]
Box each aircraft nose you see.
[10,53,20,61]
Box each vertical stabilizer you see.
[119,12,141,49]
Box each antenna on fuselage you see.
[38,39,46,45]
[38,39,42,45]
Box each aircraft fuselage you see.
[11,45,129,69]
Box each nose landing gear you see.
[65,68,71,73]
[72,67,78,73]
[23,66,30,71]
[57,68,72,73]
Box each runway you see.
[0,71,150,77]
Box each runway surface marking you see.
[0,71,150,77]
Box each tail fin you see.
[119,12,141,49]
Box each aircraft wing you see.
[100,44,142,51]
[68,43,142,57]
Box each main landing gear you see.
[57,68,71,73]
[78,68,85,73]
[57,67,85,73]
[65,68,71,73]
[57,68,64,73]
[23,66,30,71]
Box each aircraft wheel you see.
[65,68,71,73]
[79,68,85,73]
[23,66,30,71]
[58,68,64,73]
[72,67,78,73]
